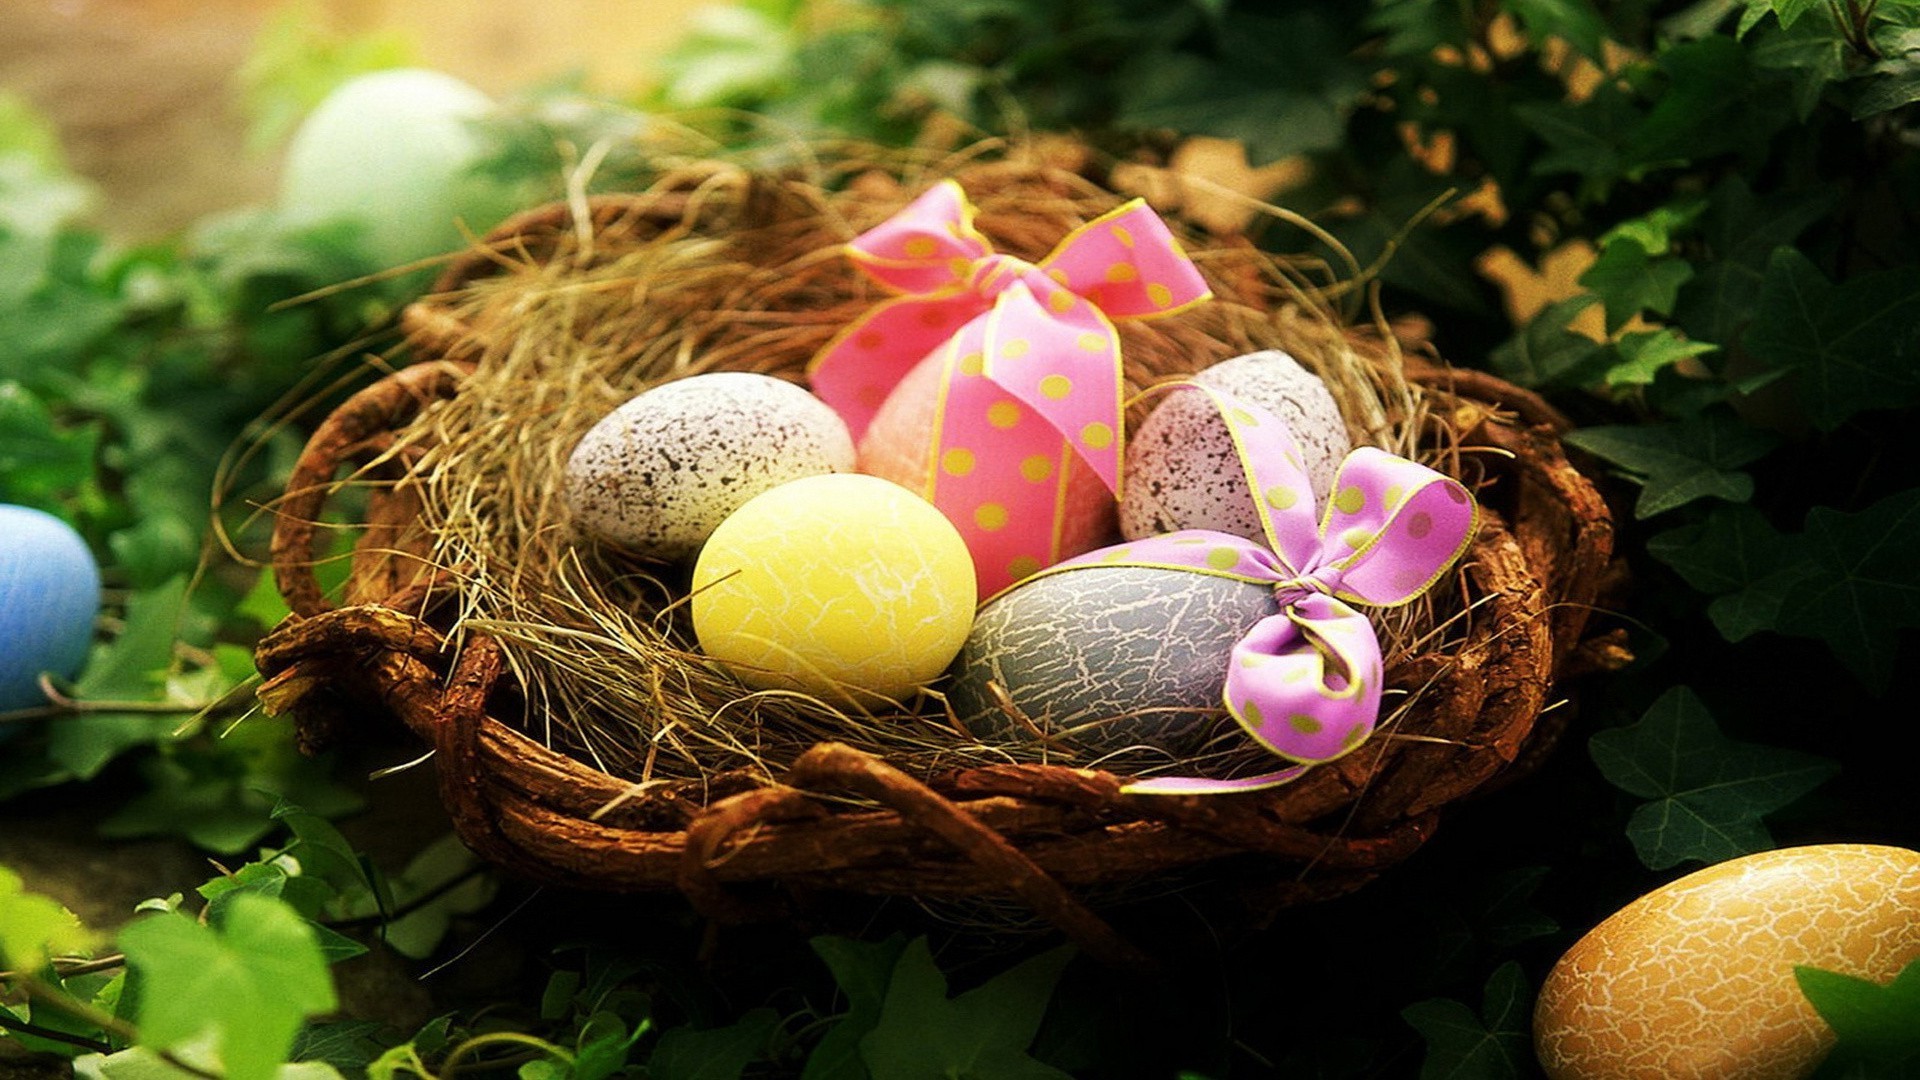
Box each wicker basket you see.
[254,152,1620,968]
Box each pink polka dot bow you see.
[809,180,1212,597]
[1052,383,1479,795]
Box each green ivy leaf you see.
[1604,328,1719,388]
[47,577,192,781]
[1599,197,1709,255]
[1654,490,1920,690]
[1673,177,1837,346]
[1401,962,1532,1080]
[1114,11,1367,164]
[1588,687,1838,869]
[1743,248,1920,430]
[1579,240,1696,334]
[73,1048,347,1080]
[1514,85,1643,199]
[1772,490,1920,691]
[1647,504,1809,639]
[648,1009,779,1080]
[1748,7,1851,118]
[1797,959,1920,1073]
[1563,409,1775,518]
[859,939,1076,1080]
[0,381,102,509]
[804,935,911,1080]
[1507,0,1611,60]
[1627,36,1789,173]
[373,834,497,960]
[0,864,94,971]
[119,894,338,1080]
[1489,295,1607,389]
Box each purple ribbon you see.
[1023,382,1479,795]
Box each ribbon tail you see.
[1120,764,1312,795]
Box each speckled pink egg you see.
[1535,844,1920,1080]
[1120,350,1351,543]
[565,373,855,560]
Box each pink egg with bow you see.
[809,180,1214,598]
[856,348,1117,592]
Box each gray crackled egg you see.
[1121,350,1351,543]
[565,372,855,560]
[949,561,1280,757]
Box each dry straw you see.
[257,137,1616,962]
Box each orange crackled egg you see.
[1534,843,1920,1080]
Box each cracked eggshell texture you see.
[948,561,1280,756]
[565,372,856,560]
[690,473,976,705]
[1120,350,1352,543]
[1534,843,1920,1080]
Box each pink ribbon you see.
[1019,383,1479,795]
[810,180,1212,596]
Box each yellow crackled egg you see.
[691,473,976,705]
[1534,843,1920,1080]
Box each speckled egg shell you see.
[1534,843,1920,1080]
[1120,350,1351,543]
[565,372,855,560]
[948,563,1280,757]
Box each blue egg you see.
[0,505,101,715]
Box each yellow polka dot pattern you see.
[691,474,976,703]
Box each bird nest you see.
[253,143,1619,966]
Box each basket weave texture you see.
[255,153,1619,966]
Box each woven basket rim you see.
[255,159,1619,967]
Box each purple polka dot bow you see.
[1048,382,1479,795]
[809,180,1212,597]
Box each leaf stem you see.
[13,975,222,1080]
[0,1011,113,1053]
[322,864,490,932]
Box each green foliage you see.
[1798,959,1920,1077]
[1564,409,1776,518]
[857,939,1075,1080]
[119,895,337,1080]
[1400,962,1533,1080]
[8,1,1920,1077]
[0,866,94,973]
[1589,687,1838,869]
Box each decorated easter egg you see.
[1121,350,1351,543]
[948,558,1280,756]
[857,349,1118,586]
[691,473,976,704]
[566,372,855,560]
[0,505,101,713]
[1535,843,1920,1080]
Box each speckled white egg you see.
[565,373,855,560]
[1121,350,1352,543]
